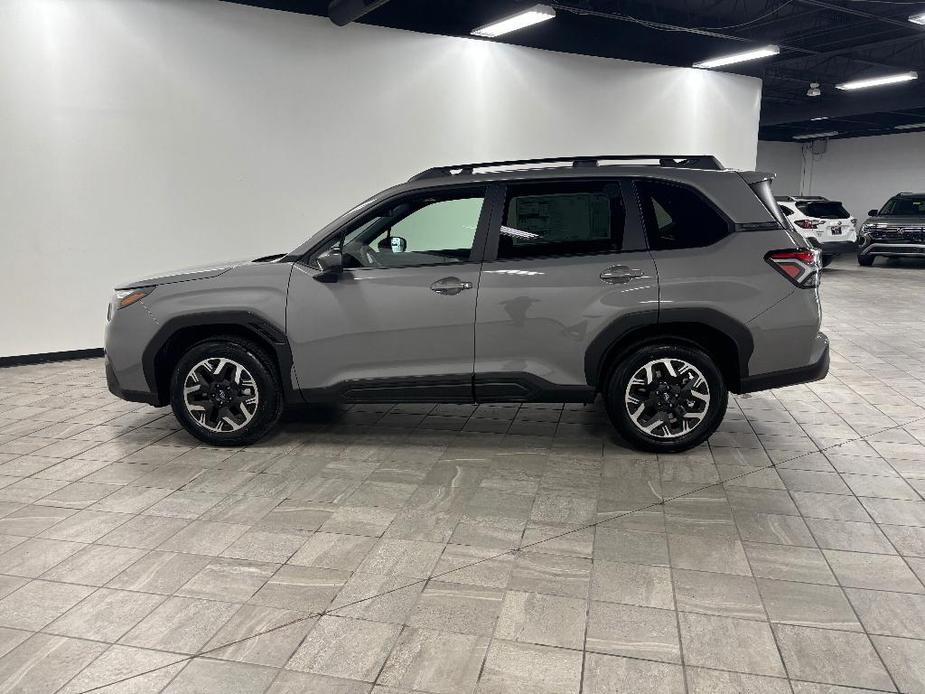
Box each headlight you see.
[108,287,152,320]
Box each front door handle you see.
[600,265,645,285]
[430,277,473,296]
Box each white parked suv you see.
[775,196,857,267]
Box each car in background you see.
[857,192,925,266]
[775,196,857,267]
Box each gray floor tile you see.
[846,587,925,639]
[757,578,861,630]
[378,627,489,694]
[590,560,674,609]
[494,590,586,648]
[249,564,349,612]
[177,557,277,602]
[0,579,93,630]
[582,652,685,694]
[744,542,837,584]
[824,549,924,591]
[46,587,165,641]
[162,658,279,694]
[586,601,681,662]
[685,668,792,694]
[267,670,371,693]
[107,550,212,594]
[203,604,315,668]
[0,633,107,694]
[287,615,401,681]
[872,635,925,694]
[507,550,591,598]
[807,518,896,554]
[679,612,785,677]
[476,639,582,694]
[774,623,895,690]
[57,644,186,694]
[288,532,376,571]
[120,595,240,653]
[408,580,503,636]
[40,543,147,585]
[668,533,752,575]
[672,569,765,619]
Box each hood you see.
[114,258,248,290]
[862,215,925,227]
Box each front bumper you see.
[859,241,925,258]
[738,333,829,393]
[105,356,161,406]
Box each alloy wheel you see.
[183,357,259,433]
[624,357,710,439]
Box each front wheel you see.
[857,255,875,267]
[604,344,727,453]
[170,338,283,446]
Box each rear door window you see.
[796,201,850,219]
[498,180,626,259]
[636,179,731,250]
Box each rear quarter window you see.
[636,179,731,251]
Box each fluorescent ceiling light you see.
[909,10,925,24]
[793,131,839,140]
[836,71,918,90]
[693,45,780,69]
[810,116,829,121]
[471,4,555,38]
[895,121,925,130]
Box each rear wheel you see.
[857,255,875,267]
[604,344,727,453]
[820,255,834,268]
[170,338,282,446]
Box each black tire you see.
[170,337,283,446]
[820,255,834,268]
[604,343,728,453]
[857,255,875,267]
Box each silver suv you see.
[105,155,829,453]
[857,192,925,266]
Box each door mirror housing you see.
[868,209,879,217]
[389,236,407,253]
[313,251,344,283]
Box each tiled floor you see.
[2,256,925,693]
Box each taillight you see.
[794,219,821,229]
[766,249,820,288]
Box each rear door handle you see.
[430,277,473,296]
[600,265,645,284]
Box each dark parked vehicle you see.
[858,192,925,266]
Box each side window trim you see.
[482,177,648,263]
[303,184,496,270]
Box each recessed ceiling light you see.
[909,10,925,24]
[836,71,918,90]
[471,4,555,38]
[793,131,839,140]
[693,45,780,69]
[810,116,829,121]
[895,121,925,130]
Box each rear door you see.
[473,178,658,398]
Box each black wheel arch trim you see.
[584,308,754,393]
[141,311,297,408]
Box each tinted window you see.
[314,191,484,269]
[796,201,850,219]
[880,195,925,216]
[498,181,625,259]
[636,180,730,250]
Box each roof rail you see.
[408,155,724,182]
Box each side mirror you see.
[868,209,879,217]
[313,251,343,283]
[390,236,407,253]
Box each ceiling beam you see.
[770,33,925,67]
[762,88,925,125]
[328,0,392,26]
[792,0,918,31]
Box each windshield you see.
[879,196,925,216]
[796,201,850,219]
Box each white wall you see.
[756,140,803,195]
[757,132,925,220]
[0,0,762,357]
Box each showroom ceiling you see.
[228,0,925,141]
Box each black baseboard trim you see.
[0,348,105,368]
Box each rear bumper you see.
[738,333,829,393]
[819,240,857,256]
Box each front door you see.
[473,178,659,398]
[287,186,492,401]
